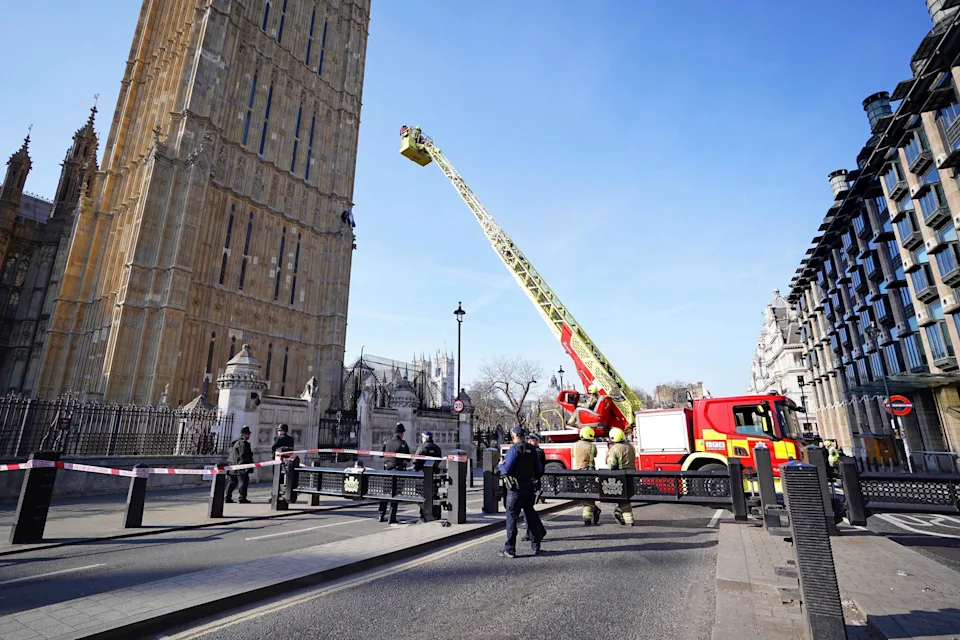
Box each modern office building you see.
[787,0,960,456]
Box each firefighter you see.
[573,426,600,525]
[584,384,601,411]
[605,427,635,526]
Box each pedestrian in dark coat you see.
[379,423,410,523]
[271,423,295,456]
[226,426,254,504]
[413,431,442,521]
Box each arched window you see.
[243,73,258,146]
[219,208,234,286]
[260,84,274,156]
[274,227,286,300]
[265,343,273,381]
[290,233,301,305]
[305,6,317,65]
[305,113,317,180]
[229,336,237,360]
[277,0,287,43]
[202,331,216,396]
[2,254,20,284]
[239,212,254,291]
[291,105,303,173]
[5,291,20,318]
[261,1,271,32]
[281,346,290,396]
[318,20,328,76]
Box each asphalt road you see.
[158,502,722,640]
[0,494,487,616]
[866,512,960,572]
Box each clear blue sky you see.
[0,1,936,397]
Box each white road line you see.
[245,521,356,541]
[875,513,960,539]
[0,564,105,587]
[708,509,724,528]
[165,506,579,640]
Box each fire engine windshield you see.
[775,401,803,442]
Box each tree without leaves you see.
[477,356,543,428]
[465,380,512,429]
[631,386,654,408]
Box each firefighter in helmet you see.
[605,427,635,526]
[566,384,602,428]
[573,426,600,525]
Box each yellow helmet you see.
[609,427,626,443]
[588,384,599,394]
[579,426,595,440]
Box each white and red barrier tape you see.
[0,459,283,476]
[0,448,467,476]
[278,448,468,463]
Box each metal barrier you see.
[536,461,747,518]
[839,458,960,525]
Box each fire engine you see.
[399,126,805,476]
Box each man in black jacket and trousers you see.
[379,423,410,523]
[413,431,442,522]
[271,424,295,456]
[226,426,254,504]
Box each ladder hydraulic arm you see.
[399,125,642,428]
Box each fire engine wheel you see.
[689,463,730,498]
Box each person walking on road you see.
[522,433,548,542]
[605,427,636,526]
[499,426,545,558]
[271,424,295,456]
[379,423,410,523]
[226,426,254,504]
[413,431,442,522]
[574,426,600,525]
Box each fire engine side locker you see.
[633,409,693,470]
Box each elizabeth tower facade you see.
[36,0,369,406]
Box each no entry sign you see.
[884,395,913,416]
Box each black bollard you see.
[482,448,500,515]
[270,461,288,511]
[422,465,435,521]
[283,456,300,504]
[754,445,780,529]
[122,464,149,528]
[727,458,747,521]
[447,450,468,524]
[839,458,867,526]
[468,457,475,488]
[9,452,60,544]
[208,463,227,518]
[806,446,839,536]
[781,461,848,639]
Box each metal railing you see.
[840,458,960,523]
[0,395,233,459]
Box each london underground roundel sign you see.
[452,399,465,414]
[884,395,913,416]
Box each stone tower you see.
[37,0,369,407]
[0,135,32,270]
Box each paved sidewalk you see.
[714,522,960,640]
[0,501,569,640]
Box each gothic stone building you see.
[12,0,368,408]
[0,111,100,394]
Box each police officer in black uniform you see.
[413,431,442,522]
[498,426,545,557]
[379,423,410,523]
[271,424,295,455]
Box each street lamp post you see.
[865,323,912,471]
[454,302,466,448]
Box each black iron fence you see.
[315,415,360,463]
[839,458,960,523]
[0,395,234,459]
[539,467,741,506]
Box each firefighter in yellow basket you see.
[573,426,600,525]
[605,427,636,526]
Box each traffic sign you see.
[884,395,913,416]
[452,399,465,414]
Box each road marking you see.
[708,509,724,528]
[245,521,356,541]
[0,563,105,587]
[166,506,579,640]
[876,513,960,539]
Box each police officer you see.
[574,426,600,525]
[605,427,635,526]
[498,426,545,558]
[413,431,441,521]
[522,433,548,542]
[226,426,254,504]
[379,423,410,523]
[271,424,295,456]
